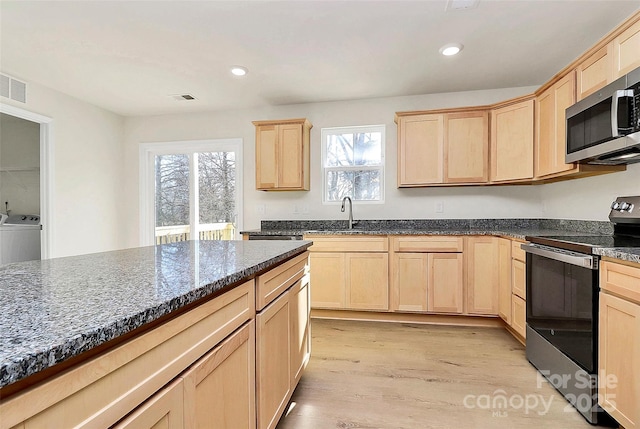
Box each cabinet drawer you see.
[600,260,640,305]
[391,236,463,252]
[511,240,526,262]
[512,259,526,300]
[2,282,255,429]
[257,252,309,311]
[305,235,388,252]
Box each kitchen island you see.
[0,239,312,429]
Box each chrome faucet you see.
[341,196,355,229]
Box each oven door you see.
[523,244,599,373]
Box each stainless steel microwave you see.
[566,66,640,165]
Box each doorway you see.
[139,139,243,246]
[0,104,53,259]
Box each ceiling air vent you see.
[0,73,27,103]
[169,94,197,101]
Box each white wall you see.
[541,163,640,221]
[1,78,125,257]
[123,86,544,248]
[0,114,40,215]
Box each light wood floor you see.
[276,319,597,429]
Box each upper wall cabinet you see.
[490,98,534,182]
[396,109,489,187]
[576,45,612,101]
[536,71,577,178]
[575,14,640,100]
[613,18,640,78]
[253,118,312,191]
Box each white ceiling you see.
[1,1,639,117]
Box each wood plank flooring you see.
[276,319,597,429]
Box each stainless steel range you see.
[522,196,640,425]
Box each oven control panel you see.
[609,195,640,223]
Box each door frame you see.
[139,138,243,246]
[0,103,54,259]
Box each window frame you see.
[321,124,385,205]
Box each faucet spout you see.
[341,196,354,229]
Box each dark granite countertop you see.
[0,240,311,388]
[594,247,640,264]
[242,218,640,263]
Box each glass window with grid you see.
[322,125,385,203]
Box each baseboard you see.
[310,309,504,328]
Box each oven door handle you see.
[521,243,597,270]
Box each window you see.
[139,139,243,246]
[322,125,385,203]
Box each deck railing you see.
[155,222,236,245]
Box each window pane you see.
[353,170,381,200]
[155,154,189,227]
[198,151,236,240]
[326,134,354,167]
[353,132,382,166]
[326,170,354,202]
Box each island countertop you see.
[0,240,311,389]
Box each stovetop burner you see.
[527,195,640,254]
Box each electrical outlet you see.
[256,204,266,215]
[301,204,309,214]
[435,201,444,213]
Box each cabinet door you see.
[112,379,184,429]
[290,278,311,385]
[397,114,444,185]
[256,125,278,189]
[182,322,255,429]
[511,295,527,338]
[511,259,526,300]
[392,253,428,312]
[256,292,291,429]
[278,123,303,189]
[466,237,499,315]
[576,45,612,100]
[346,252,389,310]
[309,252,346,309]
[599,292,639,429]
[537,72,576,178]
[497,239,512,324]
[444,111,489,183]
[427,253,463,314]
[613,19,640,78]
[490,99,534,182]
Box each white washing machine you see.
[0,214,42,265]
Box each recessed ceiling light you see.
[231,66,248,76]
[439,43,464,56]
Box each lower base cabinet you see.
[113,379,185,429]
[115,322,255,429]
[256,276,310,429]
[511,295,527,338]
[599,260,640,429]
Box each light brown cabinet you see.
[397,113,443,185]
[497,238,512,324]
[253,118,311,191]
[444,111,489,183]
[306,235,389,311]
[113,379,185,429]
[465,237,500,315]
[255,253,310,429]
[536,71,576,178]
[576,45,612,101]
[490,98,535,182]
[613,18,640,79]
[391,236,464,314]
[511,295,527,339]
[598,260,640,429]
[181,322,256,429]
[396,110,489,187]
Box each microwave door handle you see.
[611,90,634,137]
